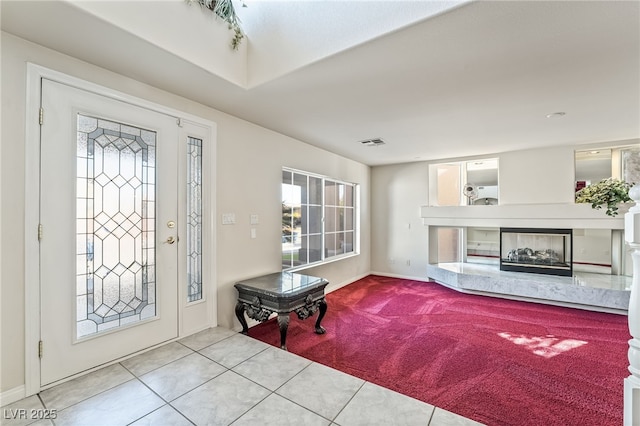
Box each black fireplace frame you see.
[499,227,573,277]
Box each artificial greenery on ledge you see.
[575,177,632,217]
[187,0,246,50]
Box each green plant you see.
[187,0,246,50]
[575,177,632,216]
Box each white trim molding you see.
[421,203,627,229]
[24,63,218,397]
[0,386,27,407]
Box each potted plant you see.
[575,177,632,216]
[187,0,246,50]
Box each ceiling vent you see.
[359,138,386,147]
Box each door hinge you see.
[38,224,43,241]
[176,117,182,127]
[39,108,43,125]
[38,340,43,358]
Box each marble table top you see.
[234,272,328,298]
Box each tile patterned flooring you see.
[2,327,483,426]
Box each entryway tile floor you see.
[2,327,483,426]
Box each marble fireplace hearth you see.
[427,262,631,313]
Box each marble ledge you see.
[420,203,626,229]
[427,263,630,313]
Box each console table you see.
[234,272,329,350]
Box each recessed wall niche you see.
[575,144,640,191]
[461,227,619,276]
[466,227,499,263]
[428,158,498,206]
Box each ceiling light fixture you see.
[545,112,566,119]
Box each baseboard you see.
[325,272,370,293]
[369,271,432,282]
[0,385,26,407]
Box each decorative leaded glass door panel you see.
[40,79,179,386]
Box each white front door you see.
[39,79,180,386]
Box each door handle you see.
[164,236,177,244]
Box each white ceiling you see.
[2,0,639,166]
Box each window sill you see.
[284,252,359,273]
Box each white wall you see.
[499,145,576,204]
[0,32,370,395]
[370,162,429,279]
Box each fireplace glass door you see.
[500,228,573,276]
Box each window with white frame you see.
[282,168,358,270]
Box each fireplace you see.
[500,228,573,276]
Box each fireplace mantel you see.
[421,203,626,229]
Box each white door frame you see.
[24,63,217,395]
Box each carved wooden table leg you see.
[235,301,249,335]
[315,298,327,335]
[277,313,290,350]
[235,272,329,351]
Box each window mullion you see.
[282,169,357,271]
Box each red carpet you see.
[248,275,630,426]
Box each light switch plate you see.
[250,214,259,225]
[222,213,236,225]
